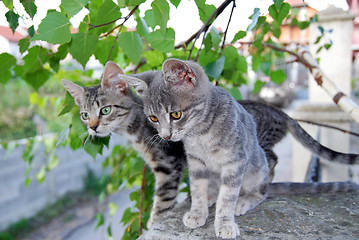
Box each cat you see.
[61,63,187,228]
[62,61,359,233]
[126,58,359,238]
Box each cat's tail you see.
[268,181,359,195]
[286,116,359,165]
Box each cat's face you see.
[61,62,134,137]
[127,59,209,142]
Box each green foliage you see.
[0,0,324,238]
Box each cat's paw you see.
[235,201,254,216]
[183,210,207,229]
[215,221,240,239]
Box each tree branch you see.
[175,0,234,53]
[221,0,236,50]
[296,119,359,137]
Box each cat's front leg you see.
[214,160,244,239]
[148,165,183,228]
[183,156,209,229]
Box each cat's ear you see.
[162,59,197,90]
[61,79,85,106]
[101,61,127,93]
[125,77,148,98]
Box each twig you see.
[138,164,147,236]
[295,119,359,137]
[187,0,235,60]
[221,0,236,49]
[105,5,139,63]
[89,17,123,30]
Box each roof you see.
[0,26,26,42]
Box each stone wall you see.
[140,191,359,239]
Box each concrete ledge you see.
[140,191,359,239]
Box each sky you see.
[0,0,350,43]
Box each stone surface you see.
[139,191,359,240]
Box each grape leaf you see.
[69,32,98,68]
[61,0,87,16]
[118,31,143,64]
[32,12,71,44]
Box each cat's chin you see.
[88,130,110,138]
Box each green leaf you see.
[19,37,30,54]
[298,21,310,30]
[118,31,142,64]
[232,30,246,43]
[2,0,13,9]
[94,36,119,65]
[277,3,290,23]
[146,28,175,53]
[136,16,150,37]
[195,0,216,23]
[274,0,283,10]
[5,10,19,33]
[95,213,104,229]
[210,27,221,49]
[248,8,260,32]
[61,0,87,16]
[229,87,242,100]
[23,46,49,74]
[143,50,164,67]
[24,69,51,90]
[36,165,46,183]
[251,53,261,72]
[56,127,70,147]
[69,32,98,68]
[222,46,239,69]
[25,178,32,187]
[237,55,247,73]
[151,0,169,32]
[144,9,156,29]
[20,0,37,18]
[252,80,266,94]
[84,139,103,159]
[32,12,71,44]
[0,53,16,84]
[109,202,118,217]
[28,25,35,37]
[96,0,121,25]
[59,92,76,116]
[270,69,286,85]
[170,0,180,7]
[205,55,225,79]
[48,155,59,170]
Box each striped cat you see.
[62,63,186,228]
[126,59,359,238]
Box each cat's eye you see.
[171,111,182,120]
[149,115,159,122]
[81,112,89,120]
[101,106,111,115]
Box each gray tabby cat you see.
[62,62,187,228]
[126,58,359,238]
[128,59,270,238]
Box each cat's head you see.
[127,58,210,141]
[61,61,138,137]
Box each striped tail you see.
[286,116,359,165]
[269,181,359,195]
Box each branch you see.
[138,164,147,236]
[175,0,234,52]
[104,5,139,63]
[221,0,236,50]
[261,43,359,125]
[296,119,359,137]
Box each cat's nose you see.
[163,134,172,140]
[90,125,98,131]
